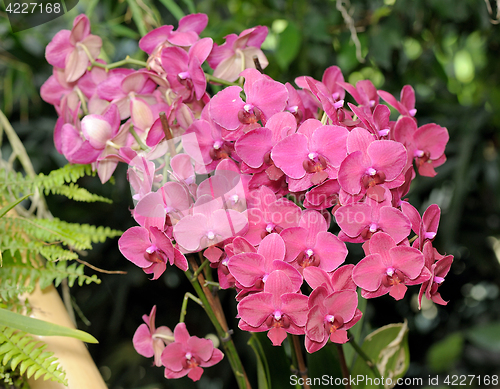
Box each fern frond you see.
[0,326,67,384]
[0,164,112,203]
[0,250,101,298]
[0,216,122,251]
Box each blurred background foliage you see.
[1,0,500,387]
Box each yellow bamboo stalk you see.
[24,284,107,389]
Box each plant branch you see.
[290,334,311,389]
[347,330,383,381]
[336,344,352,389]
[179,292,203,323]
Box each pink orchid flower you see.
[272,119,349,191]
[210,68,288,131]
[352,232,430,300]
[418,241,453,308]
[401,202,441,250]
[280,209,347,272]
[133,306,174,367]
[305,286,362,352]
[118,226,188,279]
[393,116,449,177]
[338,127,407,198]
[161,322,224,382]
[228,233,303,299]
[303,179,341,210]
[378,84,417,118]
[45,14,102,83]
[237,270,309,346]
[160,37,213,102]
[244,185,301,245]
[207,25,269,82]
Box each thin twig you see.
[75,257,127,274]
[291,335,311,389]
[336,0,365,63]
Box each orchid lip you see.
[378,128,390,137]
[288,105,298,113]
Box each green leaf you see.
[352,321,410,389]
[344,289,367,368]
[0,308,98,344]
[158,0,185,20]
[248,333,271,389]
[426,332,463,372]
[0,193,32,219]
[275,21,302,71]
[126,0,148,36]
[466,322,500,352]
[109,23,141,39]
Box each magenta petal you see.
[335,203,371,238]
[237,292,273,327]
[303,267,333,292]
[258,233,286,262]
[314,232,347,272]
[312,125,349,167]
[389,283,408,300]
[347,127,375,154]
[209,86,244,130]
[235,127,273,168]
[45,30,73,68]
[161,46,189,75]
[306,304,327,343]
[390,246,424,279]
[162,342,185,372]
[377,207,411,244]
[187,366,204,382]
[324,290,358,323]
[280,227,308,262]
[280,293,309,326]
[338,151,369,195]
[173,213,209,251]
[118,226,152,268]
[268,327,287,346]
[352,253,385,291]
[368,140,407,181]
[132,323,154,358]
[228,252,266,287]
[414,123,449,159]
[330,329,349,344]
[271,133,309,179]
[139,25,174,54]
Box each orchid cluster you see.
[42,12,453,385]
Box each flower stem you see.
[336,344,352,389]
[179,292,203,323]
[185,256,251,389]
[290,335,311,389]
[347,330,383,383]
[205,73,239,87]
[90,56,148,71]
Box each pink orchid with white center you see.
[228,233,303,299]
[161,322,224,382]
[401,202,441,250]
[305,286,362,352]
[118,226,188,279]
[173,194,248,252]
[348,103,392,139]
[352,232,430,300]
[378,84,417,118]
[237,270,309,346]
[280,210,347,272]
[335,194,411,244]
[393,116,449,177]
[235,111,297,172]
[338,127,408,198]
[244,185,301,245]
[133,306,174,367]
[207,25,269,82]
[209,68,288,131]
[133,181,192,234]
[45,14,102,83]
[271,119,349,191]
[418,241,453,308]
[160,37,213,102]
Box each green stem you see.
[347,330,383,383]
[90,56,148,71]
[179,292,203,323]
[190,259,209,281]
[205,73,240,87]
[185,264,251,389]
[129,125,149,151]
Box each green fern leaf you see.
[0,326,67,384]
